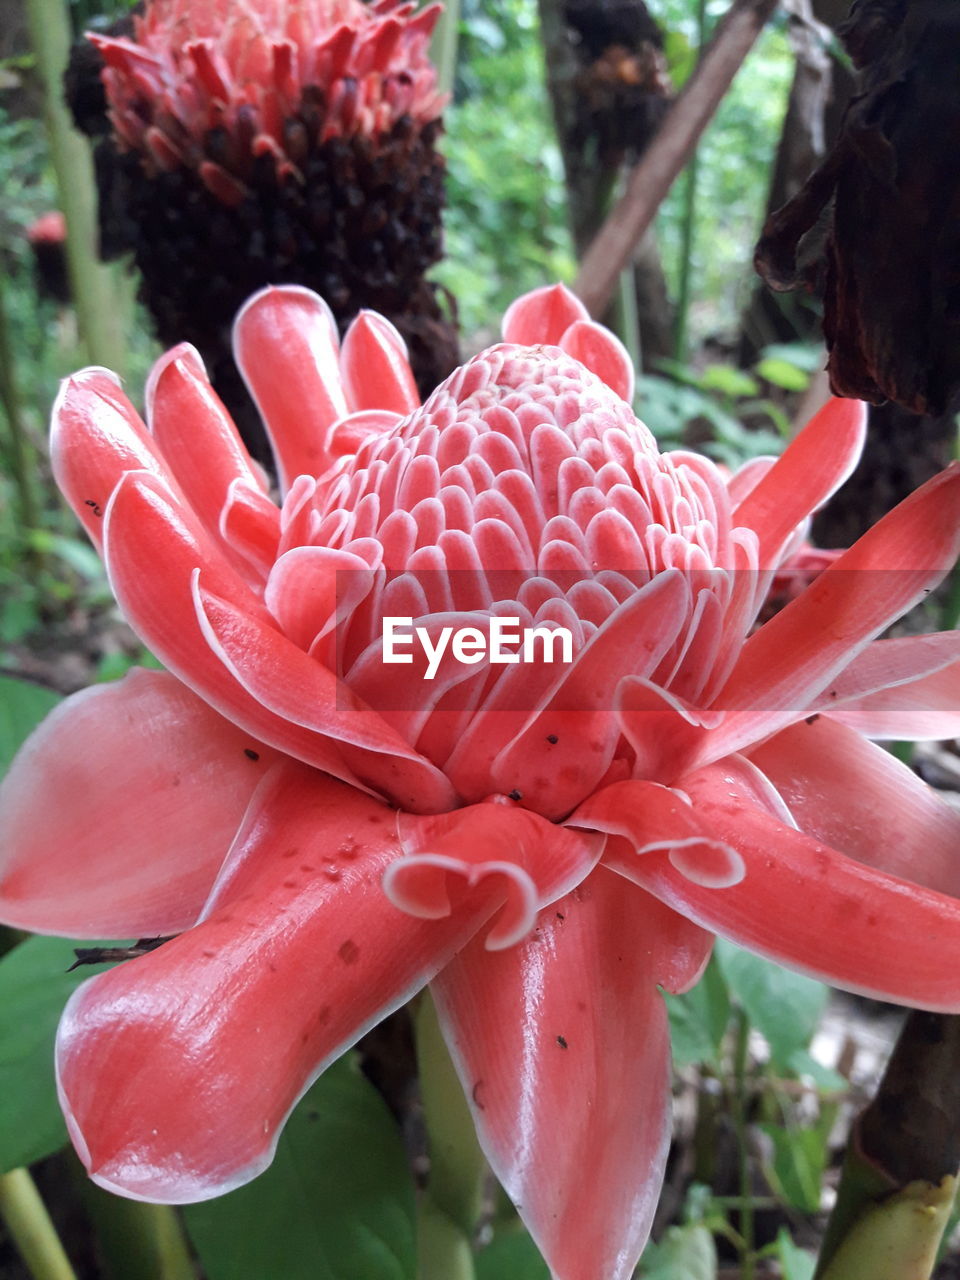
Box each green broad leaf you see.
[759,343,824,374]
[775,1227,817,1280]
[476,1232,550,1280]
[639,1223,717,1279]
[714,941,828,1067]
[665,956,730,1068]
[0,935,115,1172]
[785,1048,847,1094]
[760,1120,830,1214]
[662,29,696,88]
[755,357,811,393]
[184,1056,416,1280]
[697,364,759,399]
[0,674,61,778]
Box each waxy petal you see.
[57,764,496,1203]
[0,670,275,936]
[749,717,960,896]
[609,764,960,1010]
[813,635,960,739]
[233,286,348,492]
[194,577,460,812]
[145,343,268,521]
[104,473,366,783]
[732,398,866,567]
[558,320,635,404]
[51,369,173,548]
[340,310,421,416]
[385,802,603,949]
[501,283,588,345]
[572,778,744,889]
[702,463,960,762]
[431,869,712,1280]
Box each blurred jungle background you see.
[0,0,958,1277]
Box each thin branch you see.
[573,0,777,317]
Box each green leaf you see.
[697,364,759,399]
[760,1120,830,1214]
[0,674,61,778]
[476,1232,550,1280]
[639,1223,717,1279]
[775,1227,816,1280]
[785,1048,847,1093]
[0,935,114,1172]
[184,1056,416,1280]
[759,343,824,374]
[714,941,828,1067]
[665,956,730,1068]
[755,357,810,393]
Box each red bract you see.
[4,284,960,1279]
[91,0,444,197]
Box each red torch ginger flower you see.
[90,0,444,199]
[4,284,960,1279]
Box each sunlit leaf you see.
[714,941,828,1067]
[775,1227,817,1280]
[755,357,811,393]
[639,1223,717,1279]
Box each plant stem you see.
[673,0,709,364]
[413,991,485,1280]
[0,1168,78,1280]
[0,263,38,533]
[574,0,777,317]
[732,1007,755,1280]
[80,1185,196,1280]
[24,0,125,371]
[430,0,461,100]
[814,1011,960,1280]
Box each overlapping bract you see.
[3,283,960,1280]
[92,0,444,199]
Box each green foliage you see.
[183,1056,416,1280]
[0,935,115,1173]
[653,5,794,344]
[432,0,575,333]
[774,1228,817,1280]
[476,1232,551,1280]
[639,1223,718,1279]
[0,673,60,775]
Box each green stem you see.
[673,0,709,364]
[732,1007,755,1280]
[429,0,461,100]
[24,0,125,371]
[414,992,486,1280]
[814,1011,960,1280]
[80,1186,196,1280]
[0,1168,78,1280]
[0,264,38,532]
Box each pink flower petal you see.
[51,369,173,548]
[232,286,348,492]
[103,472,368,783]
[749,716,960,895]
[810,634,960,739]
[56,764,495,1203]
[609,763,960,1010]
[193,577,459,812]
[0,670,276,936]
[702,462,960,762]
[572,778,744,890]
[732,398,866,567]
[431,868,712,1280]
[339,310,421,415]
[501,283,589,345]
[384,801,603,949]
[558,320,635,403]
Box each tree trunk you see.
[537,0,675,365]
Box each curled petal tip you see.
[501,283,590,345]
